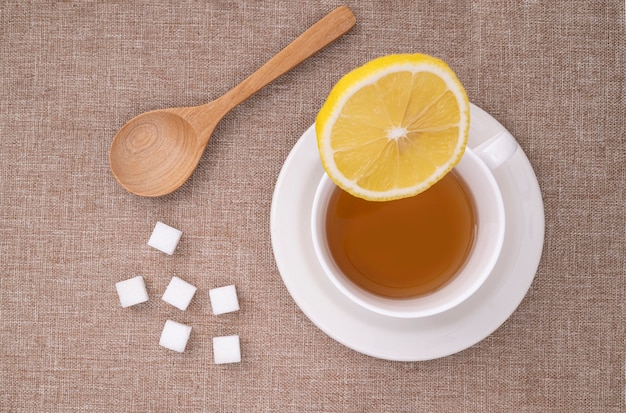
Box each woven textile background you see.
[1,1,624,411]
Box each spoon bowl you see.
[110,6,356,197]
[110,111,201,196]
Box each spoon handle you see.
[214,6,356,113]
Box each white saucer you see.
[270,104,545,361]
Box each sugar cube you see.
[159,320,192,353]
[208,285,240,315]
[115,276,149,308]
[147,221,182,255]
[162,276,197,311]
[213,335,241,364]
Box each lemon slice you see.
[316,53,470,201]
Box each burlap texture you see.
[1,1,624,411]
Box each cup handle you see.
[470,130,519,171]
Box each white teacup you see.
[311,133,518,318]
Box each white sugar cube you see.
[213,335,241,364]
[162,276,197,311]
[115,276,149,308]
[209,285,240,315]
[148,221,182,255]
[159,320,192,353]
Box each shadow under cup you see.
[311,148,506,318]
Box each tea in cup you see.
[311,137,516,318]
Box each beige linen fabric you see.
[1,1,624,411]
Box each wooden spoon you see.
[110,6,356,197]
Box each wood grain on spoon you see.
[110,6,356,197]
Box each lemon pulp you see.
[316,53,470,201]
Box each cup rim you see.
[311,148,506,318]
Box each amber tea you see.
[324,170,476,299]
